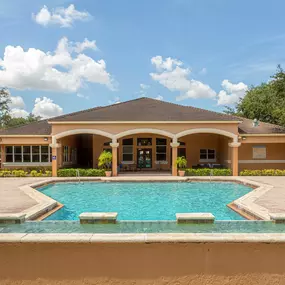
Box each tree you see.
[225,65,285,126]
[0,88,11,127]
[0,88,41,129]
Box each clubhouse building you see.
[1,97,285,176]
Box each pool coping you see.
[2,233,285,243]
[0,176,276,223]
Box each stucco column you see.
[50,140,61,177]
[229,142,241,176]
[170,142,180,176]
[110,142,119,177]
[0,145,5,169]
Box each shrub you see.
[57,168,105,177]
[30,170,38,177]
[44,170,52,177]
[185,168,232,176]
[176,156,187,169]
[57,168,77,177]
[11,170,27,177]
[0,170,11,177]
[98,151,112,170]
[240,169,285,176]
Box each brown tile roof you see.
[0,120,51,136]
[0,97,285,136]
[238,118,285,134]
[50,97,240,122]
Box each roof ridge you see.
[48,97,147,121]
[147,97,241,120]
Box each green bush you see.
[185,168,232,176]
[0,170,11,177]
[45,170,52,177]
[57,168,105,177]
[11,170,27,177]
[240,169,285,176]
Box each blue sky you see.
[0,0,285,118]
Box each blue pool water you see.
[39,182,251,221]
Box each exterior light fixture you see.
[44,137,48,141]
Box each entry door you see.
[137,149,152,169]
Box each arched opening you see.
[53,129,115,169]
[117,132,174,173]
[176,131,234,170]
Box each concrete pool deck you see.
[1,176,285,221]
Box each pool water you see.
[39,182,251,221]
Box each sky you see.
[0,0,285,119]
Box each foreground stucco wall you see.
[1,242,285,285]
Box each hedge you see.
[57,168,106,177]
[0,169,52,177]
[185,168,232,176]
[240,169,285,176]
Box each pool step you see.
[269,213,285,223]
[79,212,118,224]
[176,213,215,224]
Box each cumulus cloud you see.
[10,108,29,119]
[9,96,25,109]
[32,4,91,28]
[73,38,97,53]
[150,56,216,101]
[32,97,63,119]
[217,80,248,105]
[0,37,114,92]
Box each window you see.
[5,146,13,162]
[137,138,152,146]
[32,146,40,162]
[178,148,186,158]
[4,146,51,163]
[200,149,216,161]
[41,146,49,162]
[63,146,69,162]
[122,138,133,161]
[156,138,167,161]
[23,146,31,162]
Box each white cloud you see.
[74,38,97,53]
[0,37,114,92]
[217,80,248,105]
[77,93,89,100]
[9,96,25,109]
[10,108,29,119]
[32,4,91,28]
[154,95,163,101]
[32,97,63,119]
[151,56,182,71]
[150,56,216,101]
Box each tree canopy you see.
[0,88,41,129]
[225,65,285,127]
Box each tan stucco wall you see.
[90,133,232,169]
[1,242,285,285]
[0,137,51,145]
[239,143,285,170]
[51,122,239,136]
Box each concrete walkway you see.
[1,176,285,216]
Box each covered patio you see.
[50,127,240,177]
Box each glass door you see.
[137,149,152,169]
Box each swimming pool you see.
[39,182,251,221]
